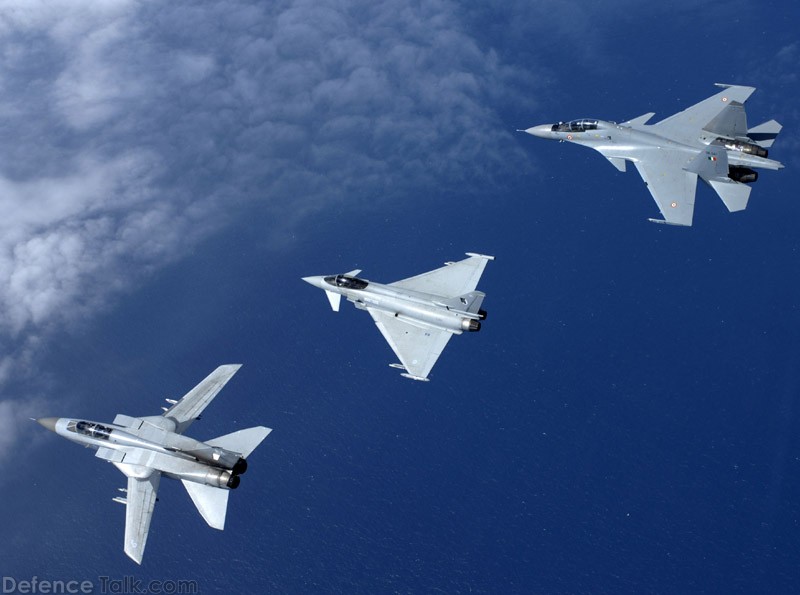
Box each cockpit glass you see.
[68,420,113,440]
[552,119,599,133]
[324,275,368,290]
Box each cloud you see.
[0,398,47,453]
[0,0,533,457]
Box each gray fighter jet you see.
[35,364,271,564]
[302,252,494,381]
[524,84,783,226]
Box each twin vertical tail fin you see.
[183,426,272,530]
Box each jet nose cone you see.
[36,417,59,432]
[302,275,324,288]
[524,124,554,139]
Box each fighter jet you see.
[35,364,271,564]
[524,84,783,226]
[302,252,494,381]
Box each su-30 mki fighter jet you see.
[524,84,783,226]
[35,364,271,564]
[303,252,494,381]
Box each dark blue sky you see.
[1,1,799,593]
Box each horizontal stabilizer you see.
[182,480,229,530]
[206,426,272,458]
[325,290,341,312]
[748,119,782,148]
[621,112,655,126]
[708,179,751,212]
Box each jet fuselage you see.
[37,417,246,485]
[527,119,783,172]
[304,276,481,333]
[348,281,481,333]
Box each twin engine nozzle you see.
[461,318,481,332]
[204,459,246,490]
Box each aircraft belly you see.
[144,452,212,476]
[367,298,462,332]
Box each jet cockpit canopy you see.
[324,275,369,290]
[68,420,113,440]
[552,119,599,133]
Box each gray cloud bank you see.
[0,0,530,451]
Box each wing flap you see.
[606,157,627,172]
[368,309,452,380]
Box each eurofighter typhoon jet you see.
[303,253,493,381]
[35,364,271,564]
[524,84,783,226]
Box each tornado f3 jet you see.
[35,364,271,564]
[303,253,494,381]
[524,84,783,226]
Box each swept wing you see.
[162,364,241,434]
[122,473,161,564]
[368,309,452,381]
[654,84,755,140]
[389,253,493,297]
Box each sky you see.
[1,0,799,593]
